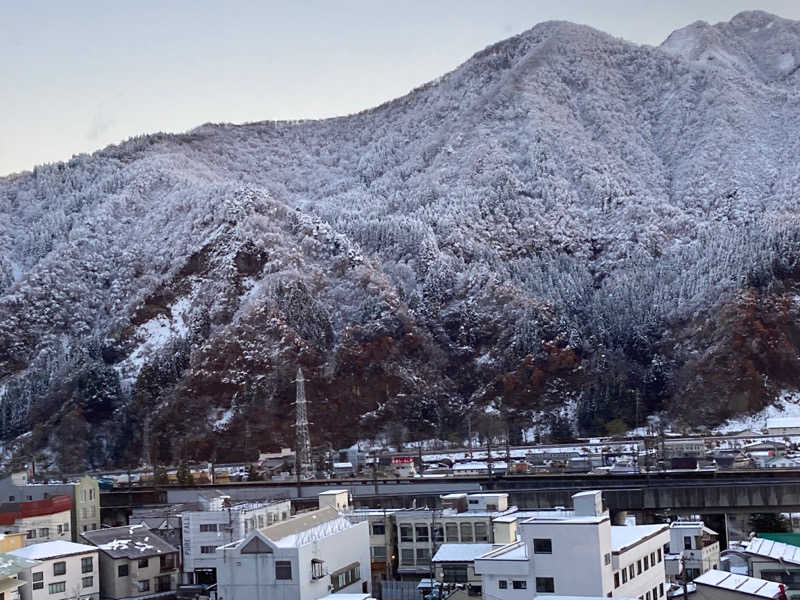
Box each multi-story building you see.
[181,495,291,585]
[215,505,371,600]
[81,524,179,599]
[0,496,73,546]
[474,490,669,599]
[395,493,512,578]
[664,521,720,582]
[333,490,399,588]
[0,472,100,538]
[10,540,100,600]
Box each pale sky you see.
[2,1,799,176]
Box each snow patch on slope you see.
[114,297,193,390]
[713,391,800,434]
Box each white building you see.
[215,505,371,600]
[10,540,100,600]
[664,521,720,582]
[765,417,800,436]
[395,493,513,577]
[474,490,669,599]
[181,495,291,585]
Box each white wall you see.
[20,551,99,600]
[182,500,291,576]
[613,531,669,600]
[215,520,371,600]
[518,518,612,596]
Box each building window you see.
[400,525,413,543]
[653,587,658,600]
[330,564,360,591]
[26,530,35,540]
[443,565,468,583]
[32,572,43,590]
[39,528,49,538]
[48,582,66,594]
[64,522,69,533]
[474,522,489,542]
[372,546,387,560]
[415,525,429,542]
[400,549,414,565]
[53,562,66,576]
[82,576,93,588]
[513,581,527,590]
[372,522,385,535]
[651,552,656,565]
[646,592,651,600]
[644,556,649,570]
[536,577,555,593]
[657,549,662,563]
[622,569,628,584]
[416,548,430,566]
[82,557,93,573]
[445,523,459,542]
[156,574,172,593]
[604,553,611,566]
[7,496,13,502]
[57,525,63,535]
[199,524,218,532]
[138,558,149,568]
[460,522,473,542]
[637,559,642,574]
[118,564,129,577]
[200,546,217,554]
[614,573,620,588]
[499,580,508,589]
[138,580,150,592]
[311,559,325,579]
[275,560,292,580]
[534,539,553,554]
[684,536,692,550]
[659,583,664,597]
[628,565,634,579]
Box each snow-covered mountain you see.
[2,11,800,471]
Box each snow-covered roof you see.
[766,417,800,429]
[695,569,782,598]
[477,541,528,561]
[319,489,348,495]
[745,537,800,565]
[0,552,39,575]
[82,524,177,559]
[611,524,668,553]
[9,540,97,560]
[261,506,355,548]
[432,543,494,563]
[333,462,353,468]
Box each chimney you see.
[572,491,604,517]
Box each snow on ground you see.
[114,296,194,391]
[211,407,235,431]
[713,390,800,434]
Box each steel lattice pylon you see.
[293,367,313,476]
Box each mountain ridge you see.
[2,11,800,472]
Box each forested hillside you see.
[2,10,800,471]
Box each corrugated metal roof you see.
[695,569,782,598]
[746,537,800,565]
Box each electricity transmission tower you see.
[293,367,313,477]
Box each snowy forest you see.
[2,10,800,472]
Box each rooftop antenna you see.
[293,367,313,478]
